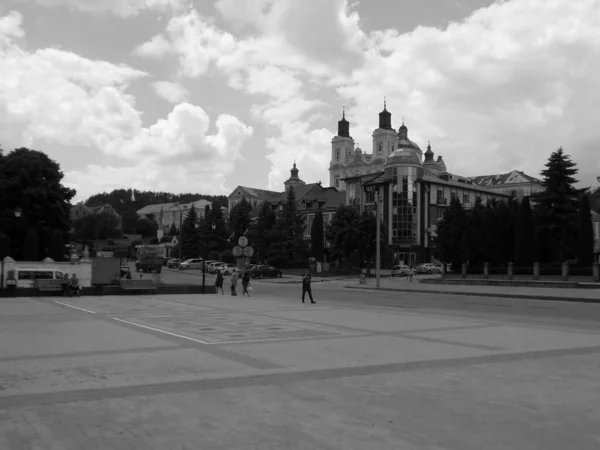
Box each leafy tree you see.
[0,232,11,260]
[134,217,158,238]
[0,148,75,260]
[198,205,229,257]
[310,211,325,261]
[532,147,584,262]
[22,228,39,261]
[229,198,252,242]
[73,212,121,241]
[276,186,307,265]
[220,248,234,263]
[464,198,486,265]
[435,197,468,266]
[180,205,201,259]
[325,204,360,268]
[48,229,65,262]
[514,197,536,265]
[577,194,595,265]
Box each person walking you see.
[407,266,415,283]
[301,269,316,304]
[215,271,224,295]
[241,271,251,297]
[230,270,239,296]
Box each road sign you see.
[243,246,254,257]
[238,236,248,247]
[232,246,243,257]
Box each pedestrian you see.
[407,266,414,283]
[215,271,224,295]
[242,271,251,297]
[301,269,316,304]
[230,270,239,296]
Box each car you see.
[391,264,411,277]
[167,258,181,268]
[250,265,283,279]
[179,258,204,270]
[208,262,225,273]
[218,264,238,276]
[435,263,453,274]
[414,263,442,275]
[201,260,219,270]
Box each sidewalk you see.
[344,277,600,303]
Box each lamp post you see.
[364,186,381,289]
[1,208,22,290]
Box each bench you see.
[120,279,156,293]
[35,279,65,295]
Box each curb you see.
[343,285,600,304]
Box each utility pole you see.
[178,211,183,260]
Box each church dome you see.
[397,138,421,151]
[385,148,422,167]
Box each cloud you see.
[152,80,188,103]
[18,0,189,18]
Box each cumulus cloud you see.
[152,80,188,103]
[0,10,254,202]
[18,0,188,18]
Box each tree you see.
[325,204,360,268]
[0,148,76,260]
[276,186,307,265]
[532,147,584,262]
[0,232,11,260]
[168,223,177,236]
[180,205,201,259]
[47,229,65,262]
[251,201,277,263]
[577,194,595,266]
[514,197,536,265]
[229,198,252,242]
[22,228,39,261]
[134,217,158,238]
[73,212,121,241]
[435,197,468,266]
[310,211,325,261]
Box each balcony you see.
[436,198,447,205]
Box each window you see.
[18,271,32,280]
[355,171,360,176]
[377,142,382,154]
[391,167,419,244]
[35,271,53,280]
[463,193,469,204]
[335,177,340,188]
[450,192,457,201]
[300,203,306,210]
[366,191,375,204]
[475,195,481,203]
[335,148,340,160]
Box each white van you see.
[4,268,66,289]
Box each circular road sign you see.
[238,236,249,247]
[232,246,243,257]
[243,246,254,258]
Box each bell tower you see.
[372,99,397,160]
[330,108,355,191]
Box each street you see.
[1,284,600,449]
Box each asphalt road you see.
[154,266,600,332]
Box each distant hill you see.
[82,189,228,234]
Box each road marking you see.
[113,318,210,344]
[146,297,214,310]
[211,332,368,345]
[53,301,96,314]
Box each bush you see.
[0,232,11,259]
[208,250,220,261]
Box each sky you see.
[0,0,599,203]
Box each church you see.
[330,103,542,266]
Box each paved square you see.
[2,293,600,449]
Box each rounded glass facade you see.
[392,166,419,243]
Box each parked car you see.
[435,263,453,274]
[201,260,219,270]
[208,262,225,273]
[179,258,204,270]
[167,258,180,268]
[391,265,411,277]
[218,264,238,276]
[250,265,283,279]
[414,263,442,275]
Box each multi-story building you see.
[136,199,213,234]
[470,171,544,200]
[332,104,519,266]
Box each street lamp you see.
[1,208,22,290]
[202,223,216,294]
[364,185,382,289]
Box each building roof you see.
[136,202,176,215]
[267,183,319,204]
[470,170,542,187]
[228,186,281,199]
